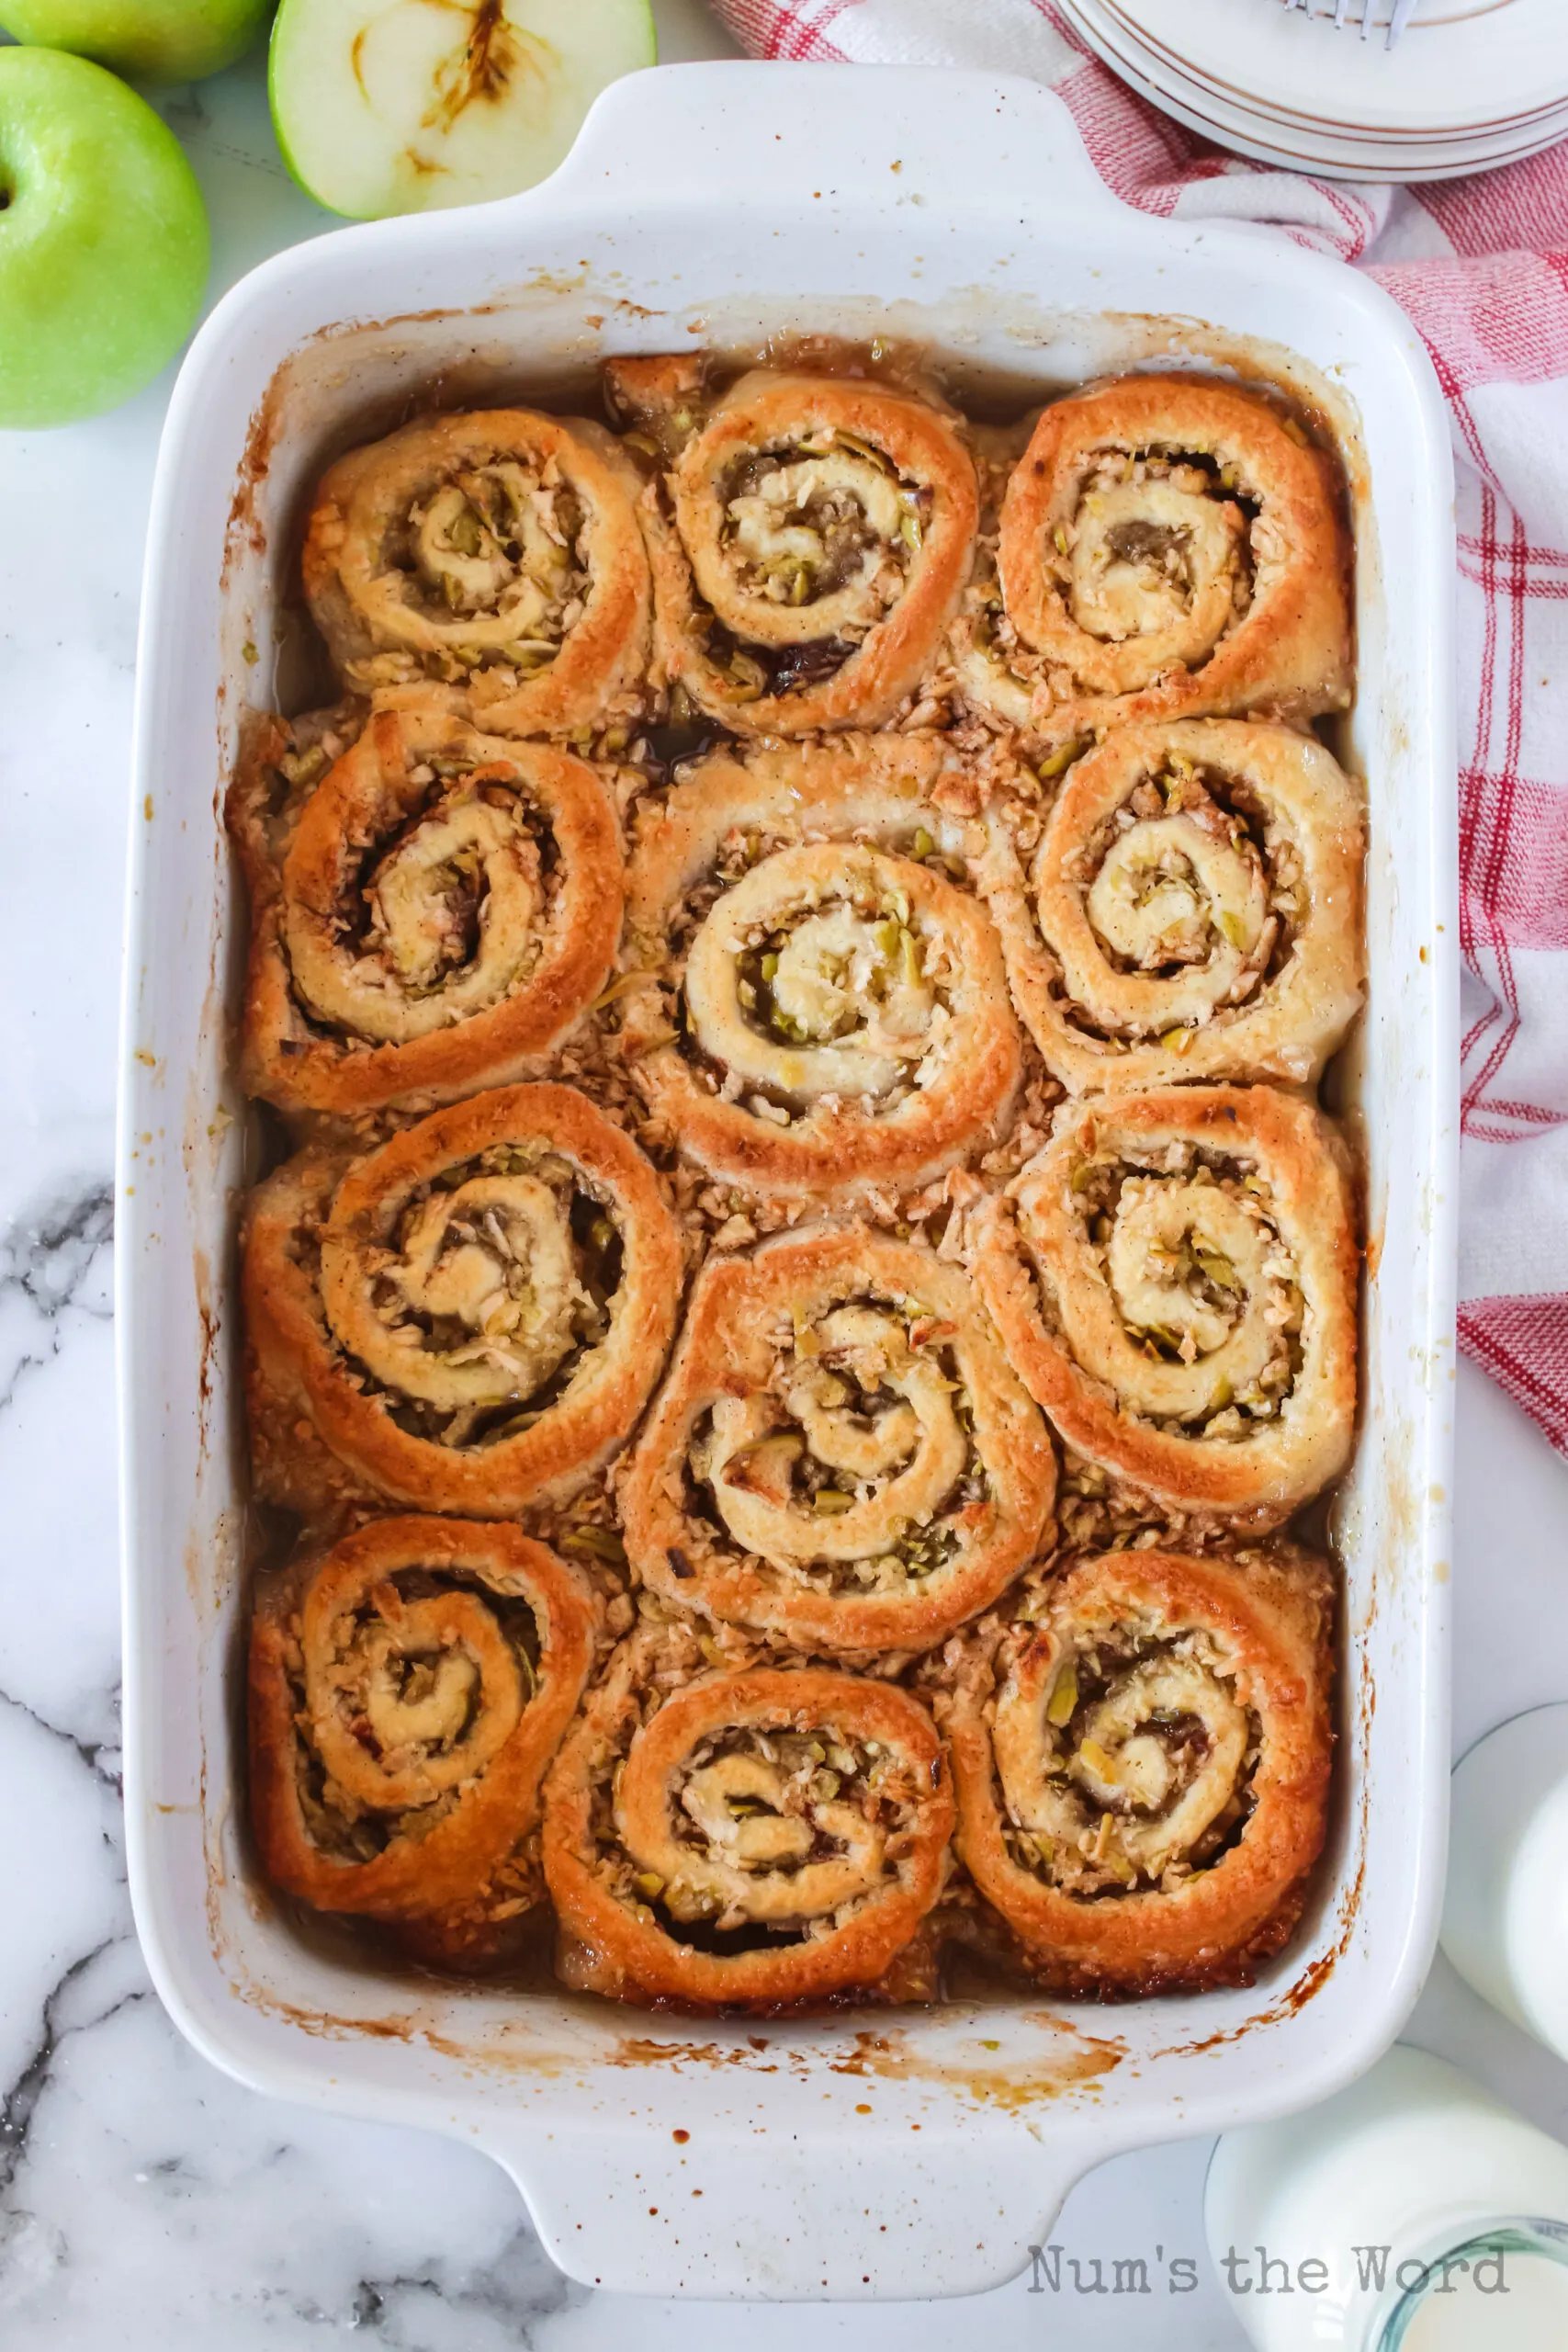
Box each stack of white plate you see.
[1055,0,1568,181]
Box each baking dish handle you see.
[480,2119,1100,2300]
[539,59,1121,223]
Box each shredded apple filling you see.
[689,432,931,701]
[408,460,585,628]
[721,439,919,612]
[592,1718,920,1939]
[964,448,1259,708]
[1083,771,1270,974]
[683,871,949,1113]
[1057,1148,1304,1433]
[1055,452,1254,649]
[683,1301,986,1593]
[287,767,557,1044]
[1047,758,1303,1047]
[343,458,591,686]
[321,1149,624,1449]
[287,1572,539,1865]
[996,1625,1259,1897]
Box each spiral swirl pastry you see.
[610,360,977,735]
[980,719,1363,1091]
[941,1544,1334,1995]
[230,701,623,1116]
[621,1225,1055,1655]
[301,408,650,735]
[951,376,1350,741]
[543,1627,953,2008]
[616,738,1021,1200]
[249,1516,599,1962]
[242,1083,682,1515]
[976,1087,1357,1532]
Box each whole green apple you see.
[0,50,209,430]
[0,0,273,85]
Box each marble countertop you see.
[4,8,1568,2343]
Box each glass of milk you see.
[1205,2045,1568,2351]
[1440,1702,1568,2056]
[1379,2221,1568,2350]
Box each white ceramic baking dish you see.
[118,62,1459,2302]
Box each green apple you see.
[0,50,209,430]
[269,0,656,220]
[0,0,274,84]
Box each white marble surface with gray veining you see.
[3,8,1568,2343]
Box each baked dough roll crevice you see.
[607,360,978,736]
[940,1543,1335,1996]
[954,375,1351,741]
[980,718,1364,1091]
[543,1623,953,2009]
[615,736,1023,1201]
[621,1224,1055,1655]
[230,703,623,1116]
[249,1515,599,1965]
[301,407,650,736]
[976,1086,1358,1532]
[243,1083,682,1516]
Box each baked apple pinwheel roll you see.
[250,1516,599,1965]
[243,1083,682,1516]
[976,1087,1358,1532]
[608,360,977,734]
[980,718,1364,1091]
[301,408,650,734]
[621,1227,1055,1655]
[543,1623,954,2008]
[941,1544,1335,1995]
[230,701,622,1116]
[616,738,1022,1201]
[953,375,1350,741]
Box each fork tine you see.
[1284,0,1414,36]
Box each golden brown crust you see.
[229,700,623,1116]
[978,719,1365,1092]
[620,366,977,735]
[615,736,1023,1200]
[975,1087,1358,1532]
[242,1084,683,1516]
[964,377,1349,742]
[301,408,649,737]
[249,1516,599,1950]
[620,1224,1055,1655]
[542,1625,953,2009]
[940,1544,1334,1995]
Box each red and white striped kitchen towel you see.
[718,0,1568,1457]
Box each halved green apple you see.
[268,0,657,220]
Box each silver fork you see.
[1281,0,1419,48]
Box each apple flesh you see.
[0,0,274,84]
[268,0,657,220]
[0,50,209,430]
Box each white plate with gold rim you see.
[1062,0,1568,178]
